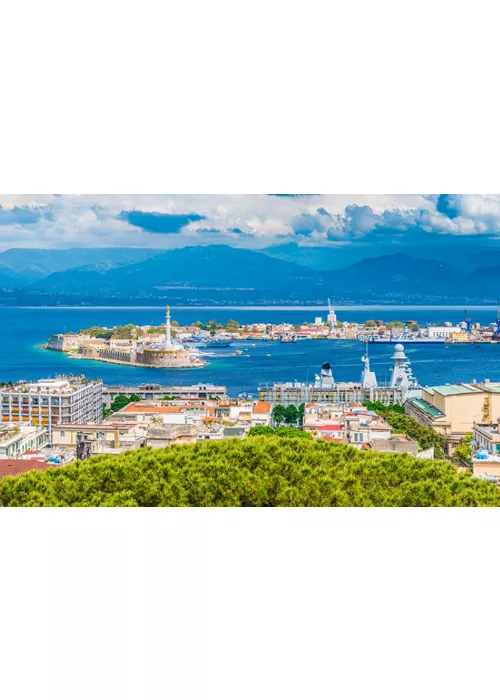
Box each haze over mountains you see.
[0,245,498,305]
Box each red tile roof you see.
[317,424,343,431]
[123,403,214,415]
[0,459,54,480]
[253,401,271,414]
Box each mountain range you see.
[0,245,498,305]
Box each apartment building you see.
[406,381,500,454]
[0,376,103,441]
[0,424,48,459]
[102,383,227,408]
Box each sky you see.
[1,194,500,266]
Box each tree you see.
[2,437,500,507]
[106,394,140,417]
[206,320,221,332]
[225,320,239,332]
[285,404,300,425]
[455,433,473,465]
[272,405,288,426]
[249,427,312,439]
[298,403,305,426]
[365,320,377,328]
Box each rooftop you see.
[411,398,445,418]
[253,401,271,414]
[0,459,56,480]
[431,384,482,396]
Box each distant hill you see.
[31,245,323,301]
[262,243,347,270]
[0,247,158,282]
[0,244,494,304]
[323,253,465,300]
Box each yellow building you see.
[450,331,470,343]
[406,382,500,455]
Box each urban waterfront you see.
[3,306,500,395]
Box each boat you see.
[280,333,296,343]
[184,333,233,349]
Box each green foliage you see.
[363,401,405,414]
[284,404,300,425]
[364,402,446,457]
[249,426,312,439]
[2,437,500,507]
[298,403,305,425]
[364,320,377,327]
[224,319,240,332]
[104,394,140,419]
[455,432,473,465]
[272,404,288,425]
[387,320,405,329]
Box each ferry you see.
[280,333,297,343]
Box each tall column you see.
[166,305,171,346]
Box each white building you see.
[428,325,462,339]
[0,424,48,459]
[0,376,103,442]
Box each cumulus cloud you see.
[0,193,498,250]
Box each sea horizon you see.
[7,304,500,311]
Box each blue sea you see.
[3,305,500,396]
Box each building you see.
[52,422,146,453]
[471,421,500,478]
[259,345,421,407]
[428,325,462,339]
[0,424,48,459]
[102,383,227,408]
[0,376,103,441]
[135,306,198,367]
[0,458,57,480]
[46,333,82,352]
[303,402,420,454]
[147,424,197,448]
[406,380,500,455]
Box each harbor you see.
[1,305,500,397]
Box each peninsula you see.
[45,306,207,369]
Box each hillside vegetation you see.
[1,437,499,507]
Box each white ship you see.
[364,326,445,344]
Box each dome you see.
[394,343,404,352]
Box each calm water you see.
[3,306,500,395]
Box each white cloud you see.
[0,194,499,250]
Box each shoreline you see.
[41,347,207,370]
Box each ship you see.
[363,326,445,344]
[184,333,233,349]
[258,343,421,406]
[280,333,297,343]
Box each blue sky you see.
[0,195,500,265]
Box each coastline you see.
[41,346,207,370]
